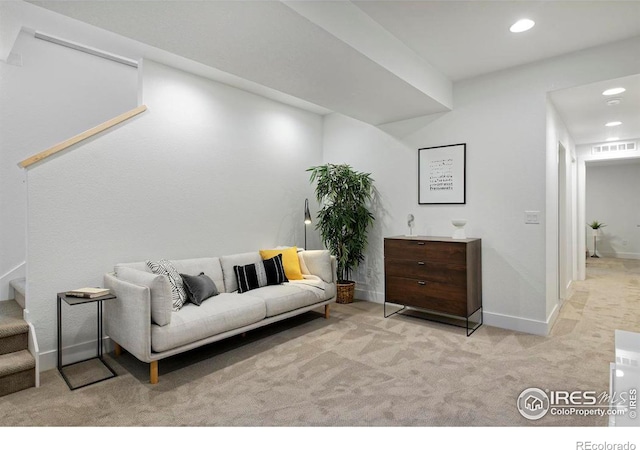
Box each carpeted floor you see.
[1,257,638,426]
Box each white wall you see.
[323,36,640,335]
[0,30,137,299]
[545,99,577,311]
[586,162,640,259]
[26,60,323,370]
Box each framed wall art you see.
[418,143,466,204]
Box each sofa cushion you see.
[116,266,173,326]
[298,252,310,275]
[180,272,219,306]
[151,293,266,353]
[300,250,333,283]
[259,247,303,280]
[170,257,225,294]
[220,252,263,293]
[245,284,326,317]
[291,275,337,301]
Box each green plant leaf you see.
[308,164,375,282]
[588,220,606,229]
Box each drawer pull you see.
[417,281,426,285]
[417,261,425,265]
[418,242,425,246]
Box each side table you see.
[57,291,118,390]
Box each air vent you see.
[592,141,637,155]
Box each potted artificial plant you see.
[588,220,606,258]
[307,163,375,304]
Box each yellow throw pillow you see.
[259,247,303,280]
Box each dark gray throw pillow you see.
[180,272,219,306]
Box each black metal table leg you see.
[57,295,62,370]
[57,292,118,390]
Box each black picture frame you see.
[418,143,466,205]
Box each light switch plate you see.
[525,211,540,224]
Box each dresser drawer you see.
[385,276,467,316]
[384,258,467,285]
[384,239,466,264]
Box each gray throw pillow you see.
[180,272,219,306]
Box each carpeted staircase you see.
[0,279,35,397]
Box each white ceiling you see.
[22,1,640,135]
[550,74,640,145]
[354,1,640,81]
[26,0,454,125]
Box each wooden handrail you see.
[18,105,148,169]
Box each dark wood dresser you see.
[384,236,482,335]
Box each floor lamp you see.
[304,198,312,249]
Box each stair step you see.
[9,278,25,297]
[9,278,25,309]
[0,300,28,336]
[0,350,35,397]
[0,300,29,355]
[0,350,35,377]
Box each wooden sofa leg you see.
[150,361,159,384]
[324,304,330,319]
[114,343,122,357]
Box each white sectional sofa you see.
[103,249,336,384]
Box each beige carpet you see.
[1,257,638,426]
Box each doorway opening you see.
[558,142,570,302]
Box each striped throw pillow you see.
[146,259,188,311]
[234,262,267,293]
[263,254,288,286]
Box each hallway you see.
[554,257,640,338]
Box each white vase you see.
[451,219,467,239]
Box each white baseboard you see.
[357,288,558,336]
[559,280,574,305]
[24,311,40,387]
[598,252,640,260]
[38,337,114,373]
[484,304,559,336]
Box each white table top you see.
[611,330,640,427]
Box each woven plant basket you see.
[336,281,355,304]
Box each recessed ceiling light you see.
[606,137,619,142]
[602,87,626,96]
[606,98,622,106]
[510,19,535,33]
[605,121,622,127]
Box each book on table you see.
[65,287,111,298]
